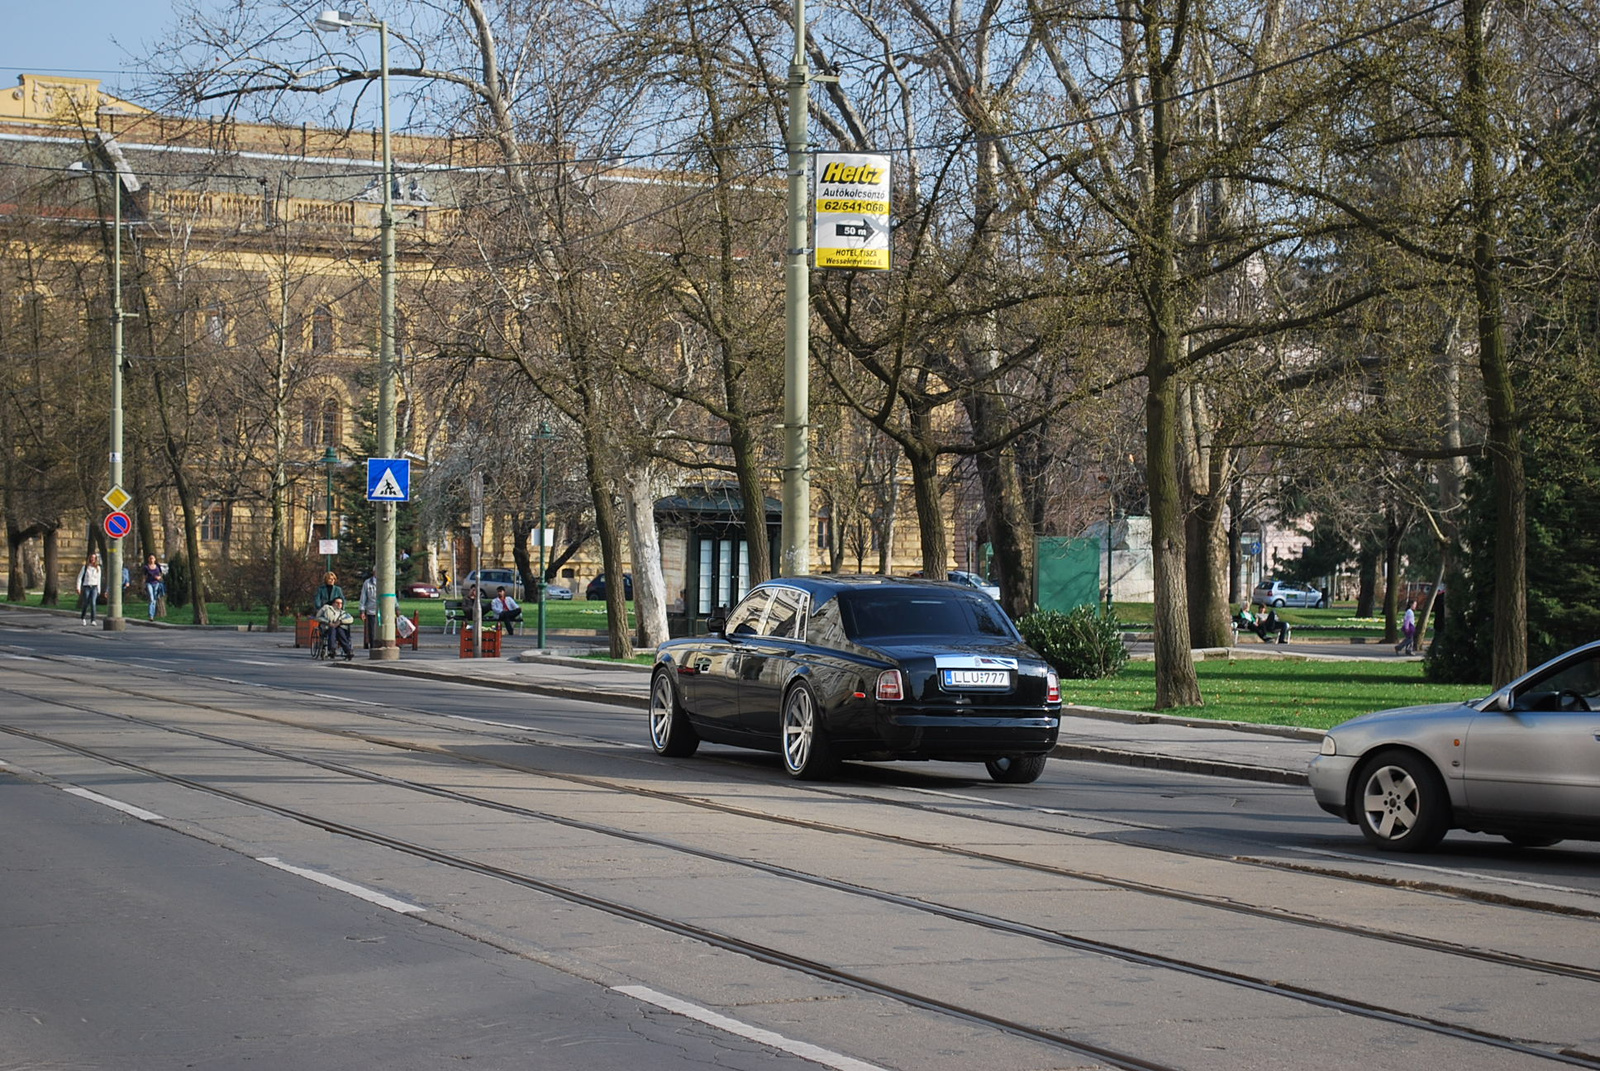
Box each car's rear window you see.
[838,589,1016,642]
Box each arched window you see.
[311,305,334,353]
[301,399,319,447]
[321,398,342,447]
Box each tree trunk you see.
[1463,0,1526,687]
[1382,506,1403,644]
[1148,362,1200,707]
[623,464,670,648]
[42,527,61,606]
[1355,539,1378,617]
[581,414,632,660]
[906,444,947,579]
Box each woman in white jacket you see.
[76,552,102,625]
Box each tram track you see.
[2,675,1599,1069]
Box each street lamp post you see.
[532,423,555,650]
[315,9,398,660]
[68,156,130,631]
[321,446,340,574]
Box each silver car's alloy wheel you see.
[782,683,835,780]
[1356,749,1448,851]
[649,671,699,758]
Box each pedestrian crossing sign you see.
[366,458,411,502]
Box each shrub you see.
[165,551,190,607]
[1017,605,1128,680]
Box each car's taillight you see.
[1046,670,1060,704]
[876,670,904,701]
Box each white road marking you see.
[60,786,164,822]
[256,857,424,914]
[231,659,277,667]
[613,986,889,1071]
[1283,846,1600,897]
[306,692,382,706]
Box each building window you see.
[204,303,228,346]
[311,304,334,353]
[200,503,226,542]
[321,398,342,447]
[301,399,319,448]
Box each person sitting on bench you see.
[492,586,522,636]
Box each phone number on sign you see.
[818,199,889,214]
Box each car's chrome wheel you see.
[781,682,836,780]
[649,671,699,758]
[985,755,1047,784]
[1356,749,1449,852]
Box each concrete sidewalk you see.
[348,634,1324,786]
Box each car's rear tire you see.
[1355,749,1450,852]
[649,670,699,758]
[1315,597,1329,609]
[781,682,837,780]
[1272,597,1286,607]
[985,755,1047,784]
[1503,832,1563,848]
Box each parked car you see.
[1308,641,1600,852]
[1252,579,1327,608]
[649,575,1062,782]
[585,573,633,600]
[462,569,523,600]
[542,583,573,601]
[947,570,1002,600]
[401,581,441,599]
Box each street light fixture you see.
[314,8,399,660]
[68,154,136,632]
[320,445,341,574]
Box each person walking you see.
[313,571,344,612]
[1397,599,1419,655]
[142,554,165,621]
[359,571,379,648]
[76,552,103,625]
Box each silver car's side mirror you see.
[1484,692,1512,713]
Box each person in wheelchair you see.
[316,596,355,660]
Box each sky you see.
[6,2,191,97]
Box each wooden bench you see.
[459,623,502,658]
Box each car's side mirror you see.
[706,613,727,637]
[1484,692,1512,713]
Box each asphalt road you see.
[3,610,1597,1070]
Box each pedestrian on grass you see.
[142,554,165,621]
[76,552,102,626]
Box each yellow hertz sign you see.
[814,152,891,271]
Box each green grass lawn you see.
[11,591,624,631]
[1107,602,1425,641]
[1061,659,1488,730]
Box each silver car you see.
[1252,579,1327,608]
[1309,641,1600,851]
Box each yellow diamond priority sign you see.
[103,486,131,511]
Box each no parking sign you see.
[103,512,131,540]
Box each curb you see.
[1047,743,1309,785]
[347,660,650,710]
[1060,704,1325,741]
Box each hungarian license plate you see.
[942,668,1009,689]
